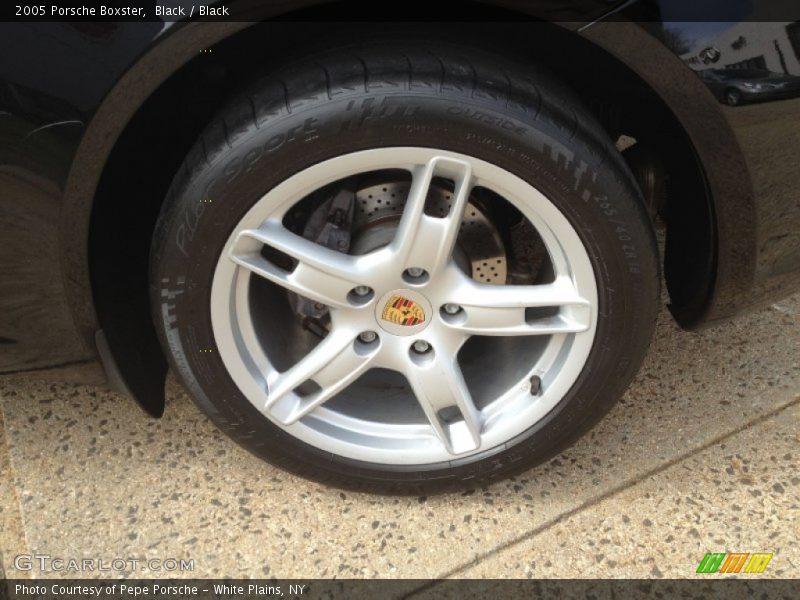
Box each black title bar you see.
[3,0,800,23]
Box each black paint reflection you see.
[665,20,800,106]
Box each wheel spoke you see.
[265,330,378,424]
[442,276,592,336]
[405,353,482,455]
[390,156,473,276]
[229,221,367,308]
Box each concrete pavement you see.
[0,294,797,582]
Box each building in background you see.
[683,21,800,73]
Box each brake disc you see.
[352,181,507,284]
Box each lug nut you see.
[353,285,371,296]
[359,331,377,343]
[412,340,431,354]
[405,267,425,278]
[443,303,461,315]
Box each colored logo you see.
[696,552,772,574]
[382,295,426,326]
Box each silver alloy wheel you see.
[210,147,598,464]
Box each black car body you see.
[1,2,799,486]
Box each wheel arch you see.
[62,9,753,415]
[579,22,756,327]
[61,22,253,415]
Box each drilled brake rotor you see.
[352,181,507,284]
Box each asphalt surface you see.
[0,294,798,582]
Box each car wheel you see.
[725,88,742,106]
[150,42,659,491]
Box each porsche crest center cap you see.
[382,294,425,326]
[375,289,432,336]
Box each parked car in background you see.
[698,68,800,105]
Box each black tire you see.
[150,41,659,492]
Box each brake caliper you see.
[290,187,355,334]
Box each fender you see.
[579,21,756,326]
[60,21,252,348]
[59,21,253,414]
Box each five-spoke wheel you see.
[210,148,597,463]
